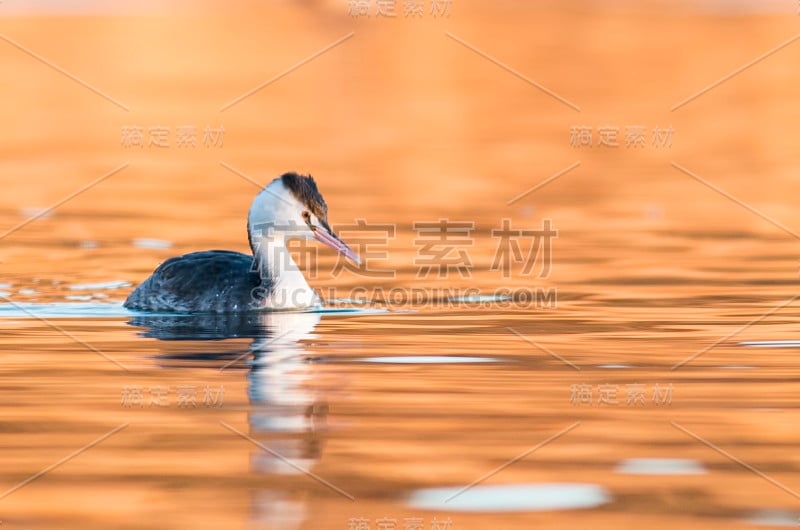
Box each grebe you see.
[124,172,359,313]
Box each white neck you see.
[252,236,319,310]
[248,179,320,310]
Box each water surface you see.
[2,3,800,529]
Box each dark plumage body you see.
[124,251,265,313]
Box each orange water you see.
[1,2,799,528]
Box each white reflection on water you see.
[743,509,800,527]
[356,355,498,364]
[614,458,706,475]
[248,312,325,441]
[740,340,800,348]
[408,483,611,512]
[131,310,330,530]
[0,302,132,317]
[132,238,173,249]
[68,280,131,291]
[0,302,383,319]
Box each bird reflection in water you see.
[127,310,326,529]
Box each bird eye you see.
[302,210,312,226]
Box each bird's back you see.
[124,250,264,313]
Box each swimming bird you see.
[124,172,360,313]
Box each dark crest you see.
[281,172,328,222]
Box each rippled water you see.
[2,2,800,529]
[2,256,799,528]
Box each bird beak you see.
[314,226,361,265]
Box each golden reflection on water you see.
[1,2,800,529]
